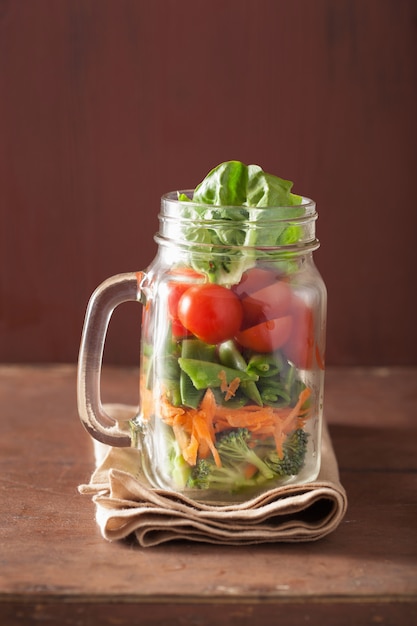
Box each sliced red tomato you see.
[232,267,280,298]
[240,280,293,328]
[283,296,315,369]
[235,316,293,352]
[178,284,243,345]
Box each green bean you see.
[178,358,258,391]
[218,340,263,405]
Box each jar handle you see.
[77,271,143,447]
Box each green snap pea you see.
[181,338,217,362]
[178,358,258,391]
[218,340,263,406]
[247,352,286,378]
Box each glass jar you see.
[77,191,327,504]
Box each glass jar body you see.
[133,205,326,503]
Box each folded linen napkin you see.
[78,404,347,547]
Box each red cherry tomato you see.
[166,283,191,337]
[166,268,205,338]
[178,284,243,345]
[283,296,315,368]
[232,267,280,298]
[240,280,293,328]
[167,283,189,319]
[170,317,190,338]
[235,316,293,352]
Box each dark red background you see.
[0,0,416,365]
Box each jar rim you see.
[161,190,316,216]
[158,190,319,255]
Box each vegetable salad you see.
[136,162,324,495]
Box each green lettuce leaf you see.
[192,160,248,206]
[177,161,304,284]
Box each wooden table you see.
[1,365,416,625]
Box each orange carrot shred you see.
[243,463,258,479]
[218,370,241,401]
[224,377,240,401]
[182,432,199,466]
[218,370,228,393]
[160,386,312,466]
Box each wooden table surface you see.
[0,365,416,625]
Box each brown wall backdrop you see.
[0,0,416,366]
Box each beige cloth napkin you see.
[79,404,348,547]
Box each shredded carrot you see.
[182,432,199,466]
[197,438,210,459]
[197,389,221,466]
[160,389,221,467]
[159,386,312,466]
[243,463,258,479]
[139,374,155,421]
[273,430,286,458]
[212,387,311,459]
[218,370,241,401]
[280,387,311,432]
[213,404,278,433]
[273,387,312,457]
[160,398,185,425]
[218,370,228,393]
[199,387,216,439]
[225,377,241,401]
[191,409,221,467]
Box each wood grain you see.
[0,365,416,625]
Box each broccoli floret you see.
[264,429,309,476]
[187,458,213,489]
[216,428,275,480]
[187,457,269,491]
[187,428,309,492]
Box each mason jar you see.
[77,191,327,504]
